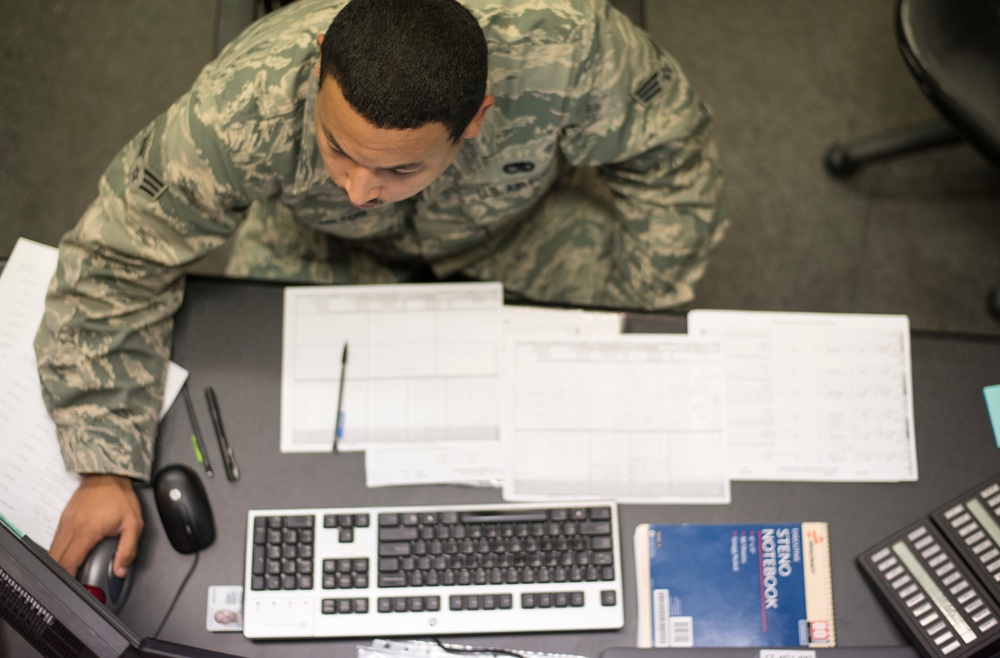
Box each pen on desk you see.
[333,342,348,453]
[205,386,240,481]
[181,384,213,477]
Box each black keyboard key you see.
[380,514,400,527]
[380,542,411,557]
[252,547,265,574]
[594,551,614,565]
[379,572,407,588]
[286,515,314,528]
[581,521,612,536]
[592,536,612,550]
[590,507,611,520]
[380,526,419,541]
[253,519,267,544]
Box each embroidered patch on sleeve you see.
[631,65,674,106]
[129,134,167,200]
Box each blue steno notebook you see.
[634,523,836,649]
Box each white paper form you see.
[0,238,188,548]
[281,282,505,453]
[502,336,730,504]
[687,310,917,482]
[0,238,60,358]
[363,305,624,487]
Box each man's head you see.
[315,0,493,208]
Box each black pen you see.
[205,386,240,481]
[182,384,213,477]
[333,342,348,453]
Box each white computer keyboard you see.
[241,501,624,639]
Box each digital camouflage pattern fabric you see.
[36,0,727,480]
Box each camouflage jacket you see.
[35,0,726,480]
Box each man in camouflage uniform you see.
[36,0,726,577]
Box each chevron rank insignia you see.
[631,65,674,106]
[130,134,167,200]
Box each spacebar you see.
[459,511,549,523]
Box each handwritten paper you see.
[0,238,187,548]
[687,310,917,482]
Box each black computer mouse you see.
[77,537,134,614]
[154,464,216,554]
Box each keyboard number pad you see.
[250,515,315,591]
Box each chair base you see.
[824,120,963,177]
[989,287,1000,320]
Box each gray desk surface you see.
[7,276,1000,657]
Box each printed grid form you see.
[504,336,730,504]
[280,282,503,452]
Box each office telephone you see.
[859,473,1000,658]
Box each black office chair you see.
[823,0,1000,317]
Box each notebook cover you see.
[635,523,835,649]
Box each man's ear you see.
[315,34,324,79]
[462,95,495,139]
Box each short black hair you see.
[320,0,488,143]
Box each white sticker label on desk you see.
[760,651,816,658]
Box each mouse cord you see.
[432,638,528,658]
[153,551,199,639]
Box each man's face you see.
[315,74,484,209]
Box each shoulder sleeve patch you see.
[129,134,168,200]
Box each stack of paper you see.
[279,284,918,502]
[0,238,187,548]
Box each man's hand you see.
[49,474,144,579]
